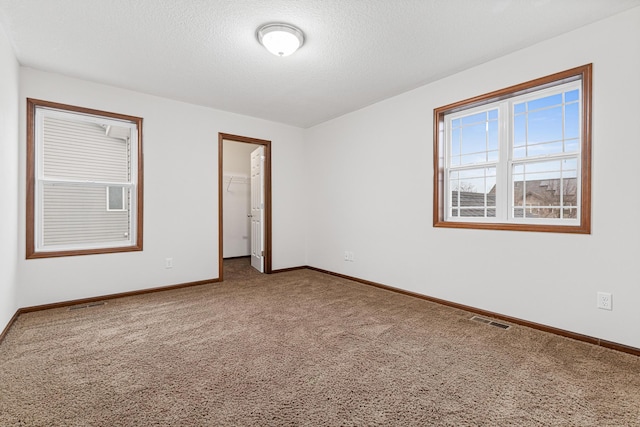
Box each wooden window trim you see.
[26,98,144,258]
[433,64,592,234]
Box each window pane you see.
[563,158,578,176]
[452,108,499,166]
[461,111,486,126]
[42,116,131,181]
[42,183,130,247]
[565,139,579,153]
[565,102,580,140]
[565,89,579,102]
[527,93,562,111]
[512,160,578,219]
[460,152,487,164]
[527,106,563,144]
[514,114,526,146]
[513,147,526,159]
[520,160,561,177]
[449,167,496,218]
[527,140,563,157]
[107,186,125,211]
[488,120,498,151]
[461,123,487,154]
[451,128,461,156]
[512,88,581,160]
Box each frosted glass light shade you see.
[257,23,304,57]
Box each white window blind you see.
[35,108,138,251]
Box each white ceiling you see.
[0,0,638,128]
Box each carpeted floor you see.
[1,257,639,426]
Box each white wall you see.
[223,141,254,176]
[306,7,640,349]
[222,141,254,257]
[0,23,19,331]
[17,68,306,308]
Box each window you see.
[107,186,126,211]
[27,99,143,258]
[433,64,592,233]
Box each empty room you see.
[1,1,639,425]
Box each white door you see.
[250,146,265,272]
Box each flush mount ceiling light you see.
[257,23,305,57]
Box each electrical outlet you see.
[344,251,350,261]
[343,251,355,262]
[349,251,355,262]
[165,258,173,269]
[597,292,612,310]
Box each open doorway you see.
[218,133,272,281]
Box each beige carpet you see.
[1,258,639,426]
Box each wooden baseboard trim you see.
[0,310,21,344]
[305,266,640,357]
[19,278,220,314]
[271,266,308,274]
[0,278,220,345]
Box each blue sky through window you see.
[449,84,581,218]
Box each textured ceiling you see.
[0,0,639,128]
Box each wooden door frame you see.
[218,133,272,280]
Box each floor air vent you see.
[69,302,106,311]
[470,315,510,330]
